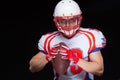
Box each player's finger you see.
[51,51,58,55]
[50,48,59,54]
[59,52,68,55]
[61,45,69,50]
[53,44,60,48]
[61,56,69,60]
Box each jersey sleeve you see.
[90,29,106,53]
[38,35,45,51]
[37,32,55,55]
[38,34,48,55]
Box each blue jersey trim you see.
[40,50,47,55]
[86,73,92,80]
[89,48,101,54]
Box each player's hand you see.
[46,44,62,61]
[61,49,82,64]
[54,42,82,64]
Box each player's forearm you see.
[29,57,48,73]
[77,59,104,76]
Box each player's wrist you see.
[73,57,80,64]
[46,55,51,61]
[68,49,82,64]
[46,54,54,61]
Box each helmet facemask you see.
[54,15,82,38]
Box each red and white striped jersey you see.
[38,27,106,80]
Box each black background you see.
[6,0,120,80]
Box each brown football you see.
[52,53,70,76]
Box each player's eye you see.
[58,19,67,26]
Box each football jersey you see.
[38,27,106,80]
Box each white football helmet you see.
[53,0,82,38]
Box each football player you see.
[29,0,106,80]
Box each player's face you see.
[54,15,82,38]
[58,18,77,28]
